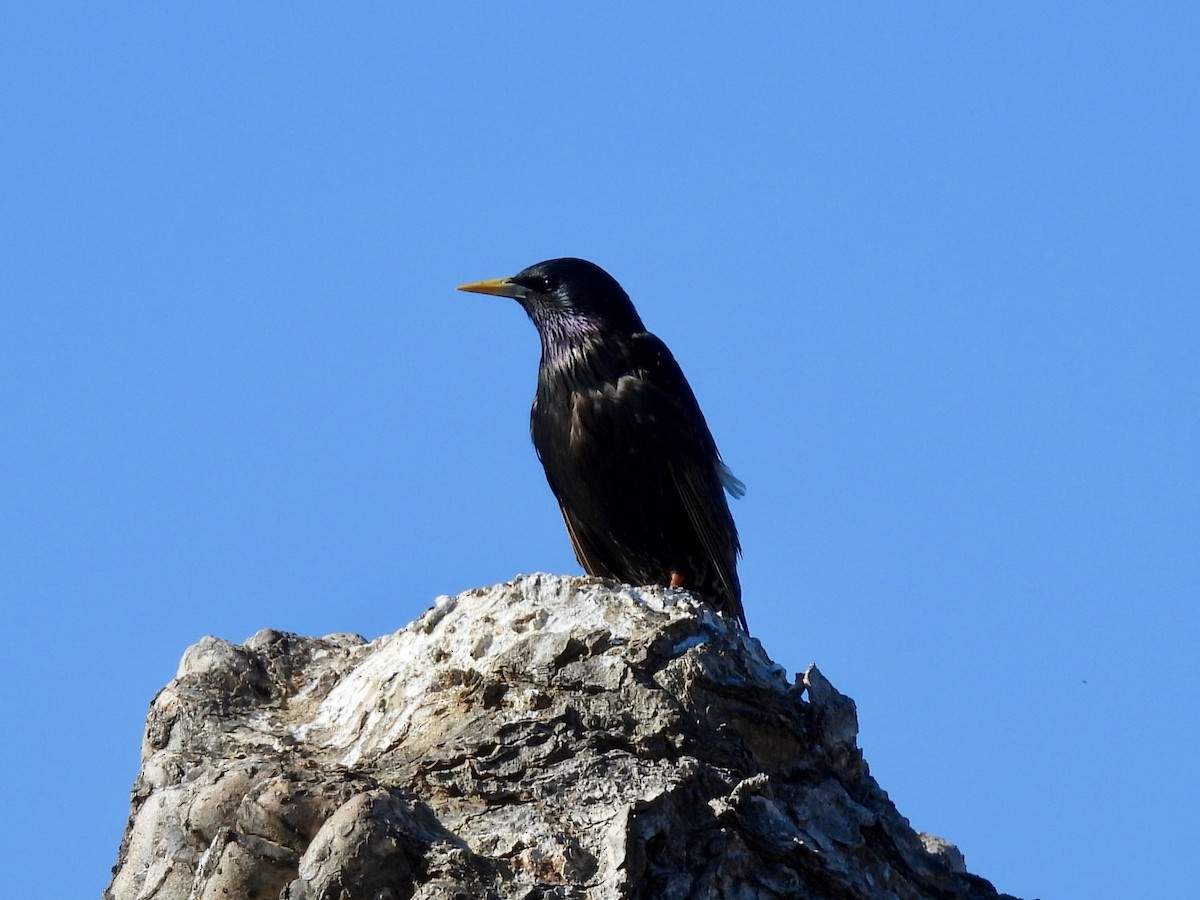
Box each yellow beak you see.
[456,277,528,299]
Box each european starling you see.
[458,258,747,631]
[460,256,748,628]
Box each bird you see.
[457,257,747,631]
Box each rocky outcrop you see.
[106,575,1021,899]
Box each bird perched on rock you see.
[457,258,747,631]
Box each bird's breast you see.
[532,339,651,459]
[547,376,651,449]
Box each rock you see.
[106,574,1022,899]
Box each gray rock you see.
[106,574,1022,899]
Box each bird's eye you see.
[514,274,553,293]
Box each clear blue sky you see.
[3,6,1196,898]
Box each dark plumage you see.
[457,258,746,630]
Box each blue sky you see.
[3,6,1197,898]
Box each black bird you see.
[457,258,747,630]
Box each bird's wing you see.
[629,333,745,627]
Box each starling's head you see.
[457,258,646,338]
